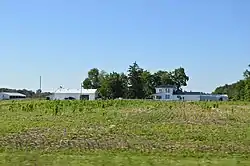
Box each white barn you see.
[47,88,98,100]
[0,92,26,100]
[152,85,228,101]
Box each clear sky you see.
[0,0,249,93]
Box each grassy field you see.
[0,100,250,165]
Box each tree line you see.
[0,88,51,98]
[213,64,250,101]
[82,62,189,99]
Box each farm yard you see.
[0,100,250,165]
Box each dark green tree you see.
[82,62,190,99]
[142,70,155,98]
[171,67,189,90]
[127,62,144,99]
[243,64,250,79]
[88,68,100,88]
[153,70,174,86]
[244,79,250,101]
[213,64,250,101]
[82,68,102,89]
[82,78,92,89]
[98,72,128,99]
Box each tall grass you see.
[0,100,250,165]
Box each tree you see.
[153,70,174,87]
[98,72,128,99]
[98,74,112,99]
[213,64,250,101]
[142,70,155,98]
[0,88,36,98]
[82,68,102,89]
[88,68,100,89]
[243,64,250,79]
[109,72,126,98]
[36,89,42,94]
[120,72,129,98]
[171,67,189,90]
[244,79,250,101]
[243,64,250,101]
[127,62,144,99]
[82,78,92,89]
[82,62,190,99]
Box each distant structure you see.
[0,92,26,100]
[46,87,98,100]
[152,85,228,101]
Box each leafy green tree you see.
[213,64,250,101]
[243,64,250,79]
[98,72,128,99]
[142,70,155,98]
[127,62,144,99]
[244,80,250,101]
[88,68,100,88]
[82,62,190,99]
[109,72,126,98]
[153,71,174,87]
[171,67,189,90]
[82,68,102,89]
[98,75,111,99]
[82,78,92,89]
[120,72,129,98]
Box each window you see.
[156,96,162,99]
[165,88,170,93]
[159,89,162,93]
[80,95,89,100]
[165,95,170,99]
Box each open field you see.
[1,100,250,165]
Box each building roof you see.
[54,88,97,94]
[156,85,177,88]
[0,92,26,97]
[173,91,204,95]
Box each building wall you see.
[155,88,174,94]
[51,93,81,100]
[154,93,173,100]
[0,93,10,100]
[172,95,201,101]
[50,93,97,100]
[200,95,228,101]
[200,95,217,101]
[87,93,97,100]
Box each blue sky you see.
[0,0,249,92]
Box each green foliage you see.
[0,88,51,99]
[127,62,144,99]
[99,72,128,99]
[82,61,189,99]
[213,64,250,101]
[243,64,250,79]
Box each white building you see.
[0,92,26,100]
[47,87,98,100]
[152,85,228,101]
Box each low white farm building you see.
[152,85,228,101]
[47,87,98,100]
[0,92,26,100]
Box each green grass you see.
[0,100,250,165]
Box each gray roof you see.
[173,91,204,95]
[156,85,176,88]
[54,88,97,94]
[0,92,26,97]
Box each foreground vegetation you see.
[1,100,250,165]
